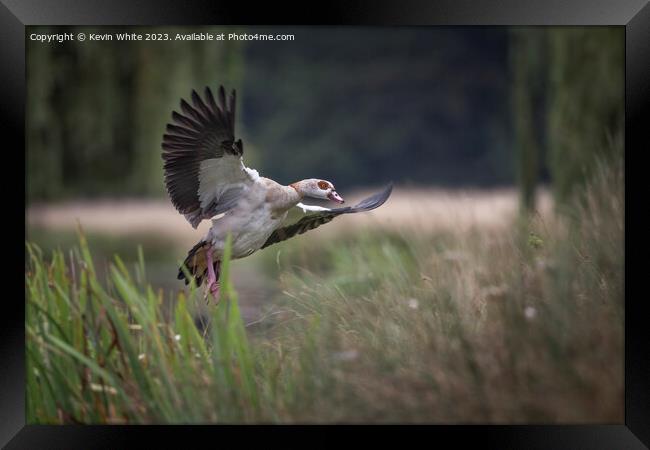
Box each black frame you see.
[4,0,648,448]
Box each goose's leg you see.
[205,247,220,299]
[212,260,221,295]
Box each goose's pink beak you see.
[328,191,345,204]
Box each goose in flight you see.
[162,85,392,298]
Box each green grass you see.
[26,232,260,423]
[26,159,623,424]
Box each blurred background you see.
[25,25,624,423]
[26,24,623,320]
[26,26,623,199]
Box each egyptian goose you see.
[161,85,392,297]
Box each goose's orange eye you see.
[317,180,330,190]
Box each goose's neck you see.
[268,183,303,213]
[287,183,304,203]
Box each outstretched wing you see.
[162,85,257,228]
[261,184,393,249]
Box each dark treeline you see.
[512,27,623,210]
[27,26,243,201]
[241,27,512,191]
[27,26,622,207]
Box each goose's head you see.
[292,179,345,204]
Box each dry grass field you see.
[27,186,553,244]
[26,187,553,325]
[25,166,622,423]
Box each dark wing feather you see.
[162,85,247,228]
[261,184,393,249]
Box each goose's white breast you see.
[206,182,286,259]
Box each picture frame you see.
[4,0,647,447]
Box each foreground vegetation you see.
[26,160,623,423]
